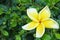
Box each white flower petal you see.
[22,21,39,30]
[27,8,39,22]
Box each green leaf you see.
[55,33,60,39]
[0,19,3,25]
[0,8,4,15]
[19,30,25,36]
[42,34,51,40]
[35,38,41,40]
[10,20,17,27]
[2,30,9,36]
[15,35,21,40]
[20,0,32,4]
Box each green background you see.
[0,0,60,40]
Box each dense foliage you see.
[0,0,60,40]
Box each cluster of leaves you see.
[0,0,60,40]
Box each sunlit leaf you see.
[15,35,21,40]
[55,33,60,39]
[2,30,9,36]
[42,34,51,40]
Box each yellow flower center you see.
[38,18,42,23]
[39,21,41,23]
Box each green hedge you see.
[0,0,60,40]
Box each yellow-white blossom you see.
[22,6,59,38]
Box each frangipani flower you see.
[22,6,59,38]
